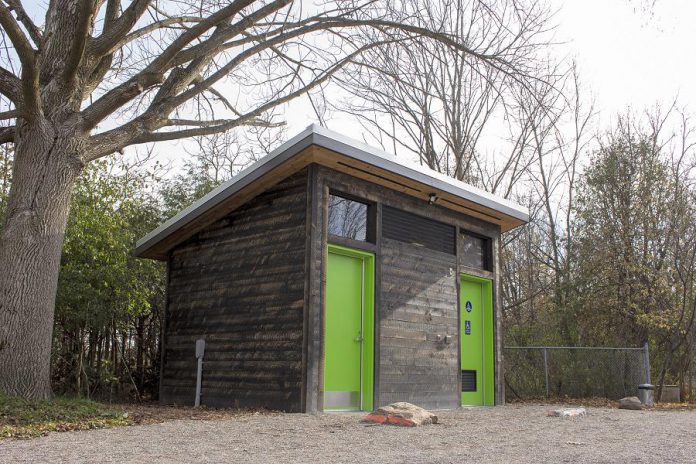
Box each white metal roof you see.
[135,124,529,258]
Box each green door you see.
[460,275,494,406]
[324,245,374,411]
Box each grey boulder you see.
[618,396,643,410]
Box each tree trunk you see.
[136,316,145,389]
[0,120,83,399]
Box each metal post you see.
[643,342,651,385]
[543,348,549,397]
[195,339,205,407]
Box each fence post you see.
[643,342,651,384]
[543,348,549,397]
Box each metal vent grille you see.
[461,370,477,392]
[382,206,456,254]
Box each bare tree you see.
[331,1,590,349]
[502,64,595,344]
[184,123,284,185]
[333,0,554,187]
[0,0,549,398]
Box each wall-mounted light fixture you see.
[428,192,439,205]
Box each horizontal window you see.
[382,206,455,254]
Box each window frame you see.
[326,191,376,245]
[460,230,492,272]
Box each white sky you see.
[556,0,696,119]
[278,0,696,153]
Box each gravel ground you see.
[1,404,695,463]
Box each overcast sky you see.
[278,0,696,150]
[557,0,696,117]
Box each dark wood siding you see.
[379,238,459,409]
[303,165,324,413]
[160,170,308,411]
[315,165,503,408]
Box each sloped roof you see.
[135,124,529,259]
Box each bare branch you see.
[81,0,260,129]
[83,53,113,98]
[87,41,387,158]
[0,125,13,143]
[102,0,120,32]
[0,3,38,117]
[139,42,385,143]
[0,65,21,104]
[0,4,35,66]
[90,0,152,57]
[205,87,236,112]
[2,0,42,46]
[166,118,282,128]
[0,108,19,119]
[117,16,203,49]
[63,0,95,85]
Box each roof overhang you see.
[135,125,529,260]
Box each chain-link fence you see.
[504,345,650,400]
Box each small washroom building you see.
[135,125,528,413]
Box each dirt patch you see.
[0,394,274,439]
[121,403,277,426]
[1,404,695,463]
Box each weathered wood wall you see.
[314,166,503,409]
[379,239,459,409]
[160,159,505,412]
[160,170,308,411]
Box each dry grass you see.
[0,393,130,439]
[0,394,274,439]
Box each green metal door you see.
[324,245,374,411]
[460,274,494,406]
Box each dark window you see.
[461,232,489,270]
[328,194,369,241]
[382,206,456,254]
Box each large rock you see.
[362,402,438,427]
[618,396,643,410]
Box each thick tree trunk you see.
[0,120,83,399]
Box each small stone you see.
[547,407,586,418]
[361,402,438,427]
[618,396,643,410]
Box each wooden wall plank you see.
[379,238,460,410]
[159,170,308,411]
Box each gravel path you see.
[1,404,695,463]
